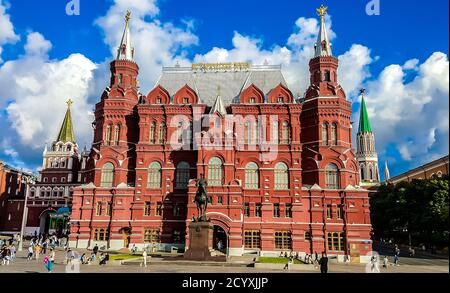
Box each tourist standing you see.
[50,248,56,265]
[27,245,34,260]
[93,244,99,256]
[142,249,148,268]
[383,256,389,269]
[318,252,328,274]
[35,244,41,261]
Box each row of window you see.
[147,120,292,146]
[322,123,338,146]
[42,176,69,183]
[100,159,291,189]
[105,124,121,146]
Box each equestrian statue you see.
[194,174,209,222]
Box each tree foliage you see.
[370,175,449,247]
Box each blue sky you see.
[0,0,448,180]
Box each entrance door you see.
[213,225,227,254]
[39,210,55,236]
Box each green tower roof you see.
[358,93,373,133]
[56,99,76,143]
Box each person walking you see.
[35,244,41,261]
[43,255,53,273]
[142,249,148,268]
[318,252,329,274]
[383,256,389,269]
[27,245,33,260]
[93,244,99,256]
[50,248,56,265]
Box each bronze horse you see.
[194,176,208,222]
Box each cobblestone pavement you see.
[0,249,447,273]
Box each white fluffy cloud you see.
[0,0,20,62]
[0,32,97,149]
[365,52,449,163]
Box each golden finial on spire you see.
[125,10,132,25]
[316,4,328,19]
[66,99,74,108]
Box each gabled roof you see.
[156,64,287,106]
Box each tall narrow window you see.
[325,164,339,189]
[149,122,156,144]
[244,122,251,144]
[274,162,289,190]
[272,121,279,144]
[244,203,250,217]
[281,121,289,144]
[159,122,166,144]
[144,202,151,216]
[100,162,115,187]
[273,203,280,218]
[245,162,259,189]
[147,162,162,188]
[322,123,329,146]
[331,123,337,146]
[175,162,190,189]
[326,204,333,219]
[337,204,344,220]
[114,125,121,146]
[105,125,112,146]
[96,202,102,216]
[254,120,259,145]
[106,202,112,216]
[177,121,184,143]
[285,203,292,218]
[156,202,162,216]
[118,74,123,84]
[144,229,160,243]
[208,157,223,186]
[324,70,331,82]
[255,203,262,217]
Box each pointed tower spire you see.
[358,89,373,133]
[314,5,333,57]
[384,161,391,181]
[56,99,76,143]
[356,89,380,187]
[117,10,134,61]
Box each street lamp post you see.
[18,176,35,251]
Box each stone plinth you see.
[184,221,226,262]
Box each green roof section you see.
[56,99,76,143]
[358,93,373,133]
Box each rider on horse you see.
[194,174,208,222]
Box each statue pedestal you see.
[184,221,226,262]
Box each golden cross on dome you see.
[316,4,328,18]
[125,10,132,24]
[66,99,74,108]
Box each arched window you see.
[245,162,259,189]
[114,125,121,146]
[331,123,337,146]
[208,157,223,186]
[149,122,156,144]
[147,162,162,188]
[159,122,166,144]
[322,123,329,146]
[325,164,339,189]
[105,125,112,146]
[281,121,289,144]
[176,162,190,189]
[274,162,289,190]
[100,163,115,187]
[369,165,373,180]
[360,165,365,181]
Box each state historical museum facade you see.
[69,7,372,261]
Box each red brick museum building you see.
[68,7,373,262]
